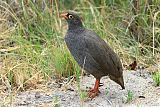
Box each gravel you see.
[14,70,160,107]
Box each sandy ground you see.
[11,69,160,107]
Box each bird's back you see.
[83,30,123,77]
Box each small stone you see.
[138,95,145,98]
[35,92,41,99]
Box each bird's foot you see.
[88,88,100,98]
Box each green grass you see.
[0,0,160,91]
[53,96,60,107]
[152,71,160,86]
[126,90,134,103]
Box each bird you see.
[60,12,125,98]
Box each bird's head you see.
[60,12,83,30]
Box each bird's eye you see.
[68,14,73,19]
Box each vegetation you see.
[126,90,134,103]
[53,96,60,107]
[0,0,160,91]
[152,71,160,86]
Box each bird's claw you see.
[88,88,100,98]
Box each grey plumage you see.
[63,12,125,89]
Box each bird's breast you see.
[65,37,84,55]
[65,35,87,66]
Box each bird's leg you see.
[88,79,100,98]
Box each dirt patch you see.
[6,70,160,106]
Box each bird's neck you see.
[68,24,85,33]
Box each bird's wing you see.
[83,30,122,77]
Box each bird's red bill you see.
[59,13,68,19]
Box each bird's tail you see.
[110,75,125,89]
[117,76,125,89]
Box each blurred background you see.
[0,0,160,92]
